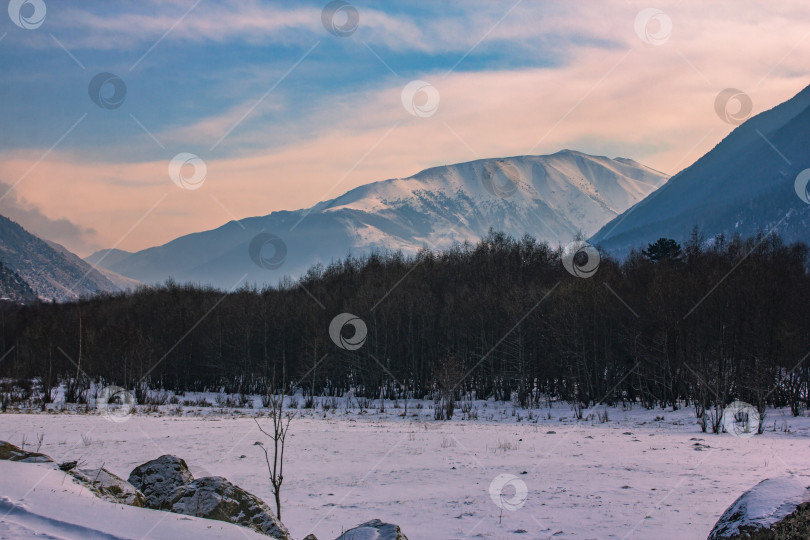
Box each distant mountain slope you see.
[0,260,36,303]
[97,151,667,289]
[0,216,122,301]
[591,84,810,254]
[85,248,133,268]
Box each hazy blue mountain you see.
[95,151,667,290]
[591,84,810,254]
[85,248,134,268]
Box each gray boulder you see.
[128,455,194,510]
[0,441,53,464]
[165,476,290,540]
[336,519,408,540]
[708,477,810,539]
[70,467,147,508]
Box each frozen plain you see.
[1,399,809,540]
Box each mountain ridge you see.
[0,216,132,302]
[91,151,668,289]
[591,83,810,253]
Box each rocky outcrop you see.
[128,455,289,539]
[2,442,145,509]
[0,441,53,464]
[70,467,147,508]
[708,477,810,539]
[336,519,408,540]
[127,455,194,510]
[164,476,290,540]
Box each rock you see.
[70,467,147,508]
[165,476,290,539]
[303,535,318,540]
[0,441,53,464]
[708,477,810,539]
[128,455,194,510]
[335,519,408,540]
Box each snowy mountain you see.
[93,151,667,289]
[591,84,810,254]
[0,215,132,301]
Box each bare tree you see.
[254,385,294,521]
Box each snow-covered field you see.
[2,399,810,539]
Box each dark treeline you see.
[1,229,809,422]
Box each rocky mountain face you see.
[0,215,132,301]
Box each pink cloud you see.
[3,1,810,256]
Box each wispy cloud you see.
[1,0,809,256]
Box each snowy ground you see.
[2,399,810,539]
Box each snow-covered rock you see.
[335,519,408,540]
[0,440,53,464]
[165,475,290,539]
[708,477,810,539]
[128,454,194,509]
[0,460,271,539]
[69,466,147,507]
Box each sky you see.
[0,0,809,256]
